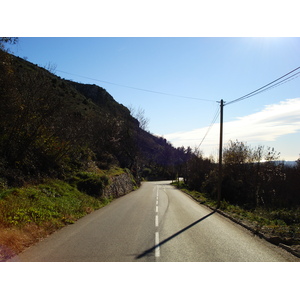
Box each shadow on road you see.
[135,210,216,259]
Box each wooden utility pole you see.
[217,99,224,208]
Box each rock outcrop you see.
[103,173,135,199]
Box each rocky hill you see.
[0,49,188,187]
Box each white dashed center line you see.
[155,185,160,257]
[155,232,160,257]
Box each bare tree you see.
[129,105,149,131]
[43,62,57,74]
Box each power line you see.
[227,71,300,106]
[225,66,300,106]
[195,104,220,151]
[56,69,215,103]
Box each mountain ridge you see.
[0,50,188,186]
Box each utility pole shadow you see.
[135,210,216,259]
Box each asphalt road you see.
[9,181,299,262]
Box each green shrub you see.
[73,172,109,197]
[269,209,300,225]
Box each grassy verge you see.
[173,181,300,245]
[0,169,129,261]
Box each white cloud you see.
[164,98,300,156]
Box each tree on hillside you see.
[0,54,94,183]
[0,37,18,51]
[0,61,68,178]
[129,106,149,131]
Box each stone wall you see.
[103,173,135,199]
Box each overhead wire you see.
[56,69,215,103]
[195,104,220,152]
[196,65,300,151]
[226,66,300,106]
[241,71,300,100]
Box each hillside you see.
[0,49,188,187]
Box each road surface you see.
[9,181,299,262]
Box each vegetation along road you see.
[9,181,299,262]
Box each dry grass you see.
[0,222,62,261]
[0,225,44,261]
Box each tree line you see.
[182,140,300,210]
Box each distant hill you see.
[283,161,297,167]
[0,50,188,186]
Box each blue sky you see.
[8,37,300,161]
